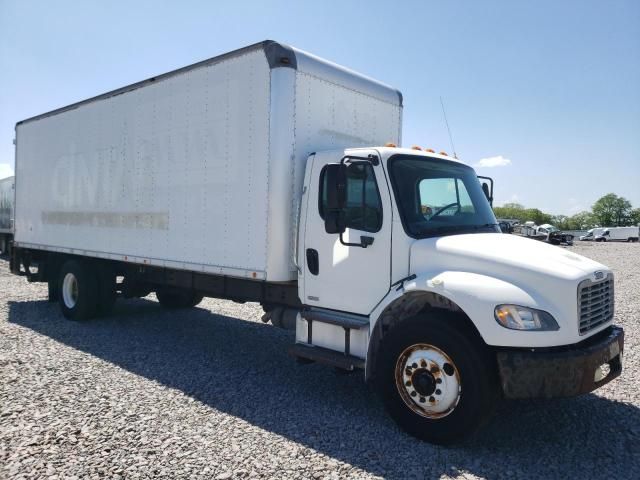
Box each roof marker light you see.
[425,148,435,153]
[385,142,397,147]
[439,151,448,156]
[411,145,423,150]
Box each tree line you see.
[493,193,640,231]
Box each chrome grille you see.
[578,275,614,335]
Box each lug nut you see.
[429,396,435,403]
[411,391,417,397]
[419,397,426,403]
[435,389,441,395]
[412,362,418,369]
[436,378,442,384]
[405,381,411,386]
[420,359,427,367]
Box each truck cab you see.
[580,228,604,241]
[294,146,623,443]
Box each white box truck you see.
[0,175,14,254]
[595,226,639,242]
[10,41,624,444]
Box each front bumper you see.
[497,326,624,399]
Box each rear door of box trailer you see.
[14,46,274,279]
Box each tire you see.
[47,279,58,303]
[156,288,203,309]
[96,262,117,315]
[58,259,99,321]
[375,313,498,445]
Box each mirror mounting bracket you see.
[339,233,375,248]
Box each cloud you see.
[495,193,520,207]
[0,163,14,179]
[474,155,512,168]
[566,198,584,215]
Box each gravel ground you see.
[1,242,639,479]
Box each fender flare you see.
[365,271,538,381]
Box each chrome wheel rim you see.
[395,343,461,418]
[62,273,79,309]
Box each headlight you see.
[494,305,559,331]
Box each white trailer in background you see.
[0,175,14,254]
[596,227,639,242]
[10,40,623,444]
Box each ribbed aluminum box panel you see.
[14,41,402,281]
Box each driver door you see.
[300,150,392,315]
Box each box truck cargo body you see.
[11,41,623,445]
[0,175,14,253]
[14,41,401,281]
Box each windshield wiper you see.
[416,223,499,235]
[473,223,499,229]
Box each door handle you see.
[306,249,319,275]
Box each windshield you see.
[388,155,498,238]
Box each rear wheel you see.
[58,259,99,321]
[96,262,117,315]
[375,314,498,445]
[156,287,203,309]
[47,279,58,303]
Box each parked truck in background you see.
[0,175,14,255]
[580,227,605,241]
[10,41,624,444]
[595,227,639,242]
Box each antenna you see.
[440,96,457,158]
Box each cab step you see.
[301,308,369,329]
[289,343,365,371]
[299,308,370,358]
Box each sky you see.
[0,0,638,215]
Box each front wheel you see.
[375,314,498,444]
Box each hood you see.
[410,233,607,283]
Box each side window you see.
[319,163,383,233]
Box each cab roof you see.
[347,146,470,167]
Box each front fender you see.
[370,271,576,349]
